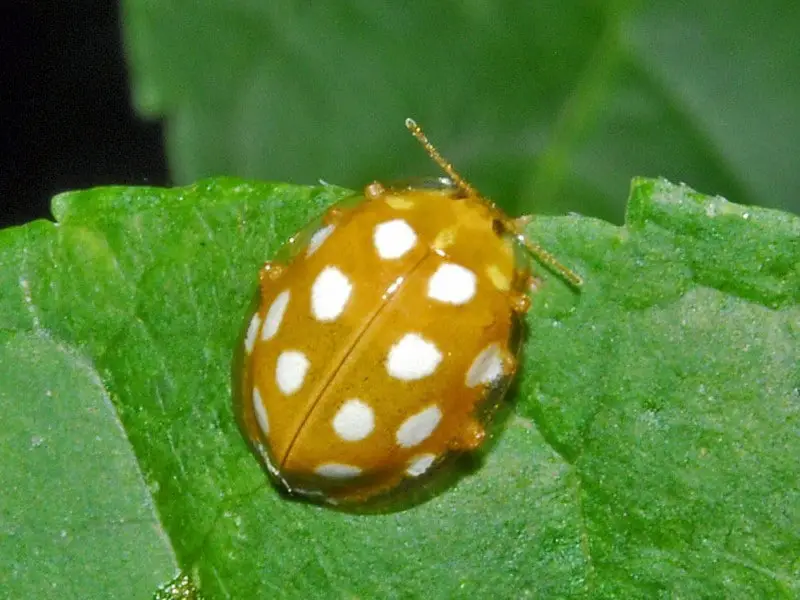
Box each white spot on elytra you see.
[486,264,510,291]
[315,463,362,479]
[262,290,290,341]
[307,224,335,257]
[252,386,269,435]
[396,405,442,448]
[386,333,442,381]
[332,399,375,441]
[244,312,261,354]
[276,350,310,395]
[312,266,353,321]
[385,196,414,210]
[466,343,505,388]
[406,453,437,477]
[373,219,417,259]
[427,263,477,305]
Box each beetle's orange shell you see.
[241,185,531,503]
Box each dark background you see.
[0,3,167,229]
[3,3,798,232]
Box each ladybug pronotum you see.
[239,119,581,505]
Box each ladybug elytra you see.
[239,119,581,505]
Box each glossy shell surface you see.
[240,184,532,503]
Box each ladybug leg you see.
[259,261,286,299]
[509,291,532,314]
[364,181,387,200]
[453,418,486,451]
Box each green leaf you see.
[0,295,177,592]
[122,1,800,223]
[0,178,797,598]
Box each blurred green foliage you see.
[123,1,800,223]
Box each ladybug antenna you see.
[405,118,477,197]
[406,118,583,289]
[512,223,584,288]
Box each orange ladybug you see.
[239,119,581,505]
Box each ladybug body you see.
[240,120,579,504]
